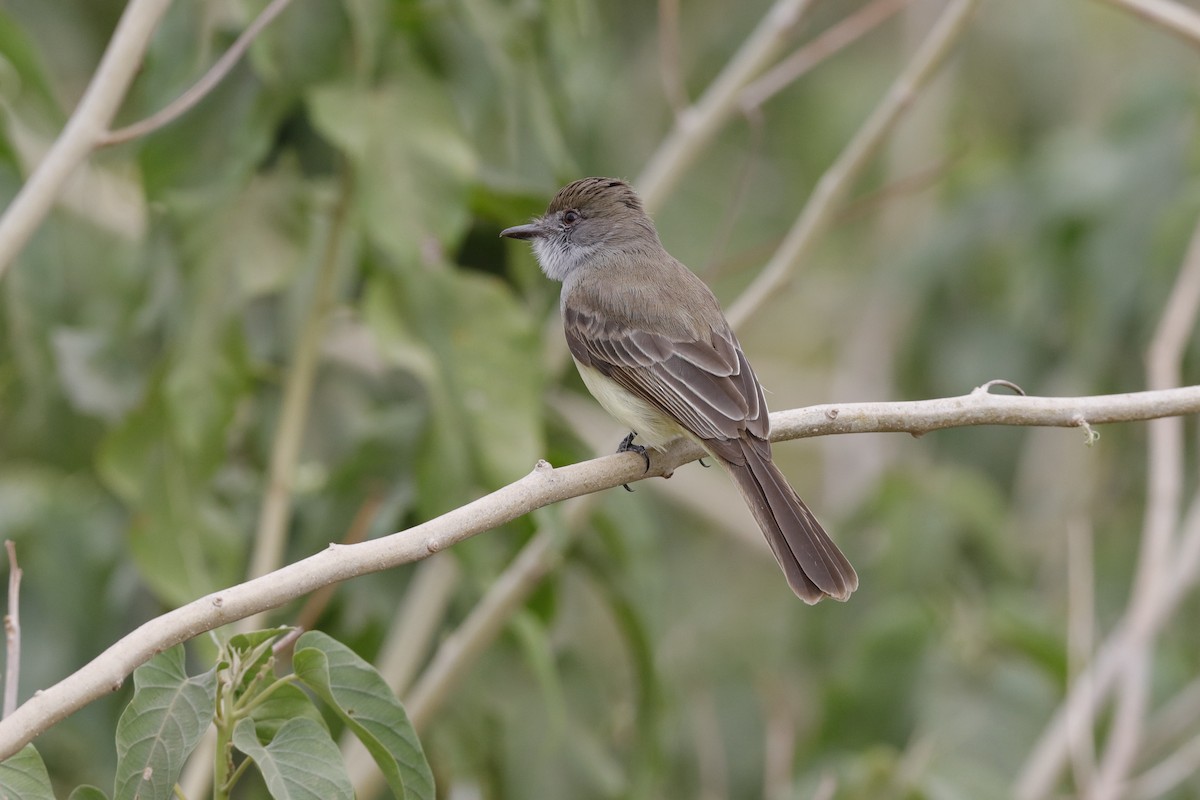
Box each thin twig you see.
[637,0,816,212]
[1017,207,1200,800]
[657,0,689,114]
[740,0,915,112]
[1094,0,1200,47]
[241,172,353,620]
[100,0,297,146]
[293,486,385,633]
[1090,179,1200,800]
[1017,490,1200,799]
[0,0,174,279]
[1141,676,1200,759]
[3,386,1200,757]
[702,111,765,273]
[1065,518,1097,795]
[3,542,22,719]
[1129,728,1200,799]
[727,0,981,328]
[404,520,572,730]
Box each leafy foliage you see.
[0,630,434,800]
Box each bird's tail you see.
[721,443,858,604]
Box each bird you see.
[501,177,857,603]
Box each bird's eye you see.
[563,209,581,225]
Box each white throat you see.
[532,236,600,283]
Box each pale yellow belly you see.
[575,361,687,450]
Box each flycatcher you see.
[502,177,857,603]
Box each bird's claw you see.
[617,431,650,491]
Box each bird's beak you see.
[500,220,549,240]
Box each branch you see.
[99,0,296,147]
[1017,209,1200,800]
[3,541,22,719]
[636,0,816,212]
[242,174,351,602]
[1094,0,1200,47]
[739,0,914,112]
[1090,168,1200,800]
[726,0,980,327]
[0,0,174,279]
[1,385,1199,757]
[404,521,571,730]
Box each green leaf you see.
[292,631,434,800]
[0,745,54,800]
[225,628,291,681]
[114,646,217,800]
[363,267,544,515]
[134,3,288,198]
[68,786,110,800]
[231,717,352,800]
[98,357,247,606]
[0,9,62,123]
[308,77,475,262]
[248,682,327,740]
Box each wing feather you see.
[563,303,770,456]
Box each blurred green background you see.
[2,0,1200,797]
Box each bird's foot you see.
[617,432,650,492]
[698,457,710,468]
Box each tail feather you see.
[720,443,858,604]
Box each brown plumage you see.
[502,177,858,603]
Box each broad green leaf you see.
[0,745,53,800]
[231,717,352,800]
[293,631,434,800]
[134,3,287,198]
[51,327,144,421]
[167,161,311,305]
[98,357,247,605]
[114,646,217,800]
[68,787,110,800]
[308,78,475,262]
[363,267,543,515]
[242,0,352,92]
[0,10,61,123]
[248,682,327,740]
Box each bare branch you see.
[1017,207,1200,800]
[3,541,22,719]
[293,486,385,633]
[241,175,352,626]
[1091,171,1200,800]
[1065,518,1097,794]
[100,0,296,147]
[657,0,689,114]
[0,385,1199,757]
[727,0,980,328]
[636,0,816,212]
[739,0,914,112]
[404,520,571,730]
[1095,0,1200,47]
[0,0,174,279]
[1129,729,1200,799]
[1017,489,1200,799]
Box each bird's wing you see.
[563,303,769,462]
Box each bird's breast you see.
[574,360,686,449]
